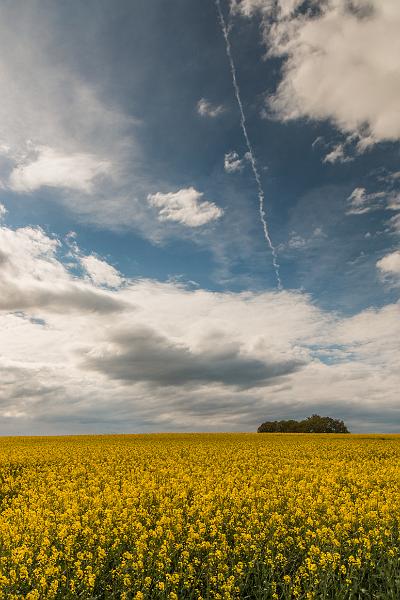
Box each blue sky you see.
[0,0,399,434]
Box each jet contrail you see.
[215,0,282,290]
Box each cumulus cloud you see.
[0,225,125,313]
[0,204,6,220]
[147,187,223,227]
[80,255,123,288]
[235,0,400,147]
[224,151,243,173]
[197,98,225,118]
[224,151,250,173]
[8,146,111,194]
[376,251,400,279]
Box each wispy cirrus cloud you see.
[346,187,387,215]
[197,98,226,118]
[346,185,400,221]
[280,227,326,252]
[388,214,400,234]
[323,142,353,165]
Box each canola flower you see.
[0,433,399,599]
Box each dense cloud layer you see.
[1,224,399,433]
[83,324,303,388]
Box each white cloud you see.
[147,187,224,227]
[231,0,277,17]
[389,214,400,234]
[313,133,373,164]
[377,251,400,278]
[197,98,225,118]
[224,151,249,173]
[281,227,326,251]
[0,5,231,241]
[387,171,400,182]
[8,145,111,193]
[323,142,353,164]
[1,223,400,433]
[0,204,6,220]
[387,195,400,211]
[346,187,385,215]
[80,255,123,288]
[236,0,400,147]
[0,7,132,169]
[0,3,159,235]
[346,187,400,215]
[287,234,306,249]
[0,225,125,313]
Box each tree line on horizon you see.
[257,414,349,433]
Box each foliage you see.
[257,414,349,433]
[0,433,399,599]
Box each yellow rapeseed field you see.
[0,433,399,599]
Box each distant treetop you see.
[257,414,349,434]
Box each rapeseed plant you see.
[0,433,399,599]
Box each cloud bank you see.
[1,223,399,434]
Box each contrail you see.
[215,0,282,290]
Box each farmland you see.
[0,433,399,599]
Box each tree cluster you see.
[257,414,349,434]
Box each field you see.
[0,434,400,599]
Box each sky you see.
[0,0,399,434]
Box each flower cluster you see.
[0,433,399,598]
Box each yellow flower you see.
[0,433,399,599]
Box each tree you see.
[302,414,349,433]
[257,415,349,433]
